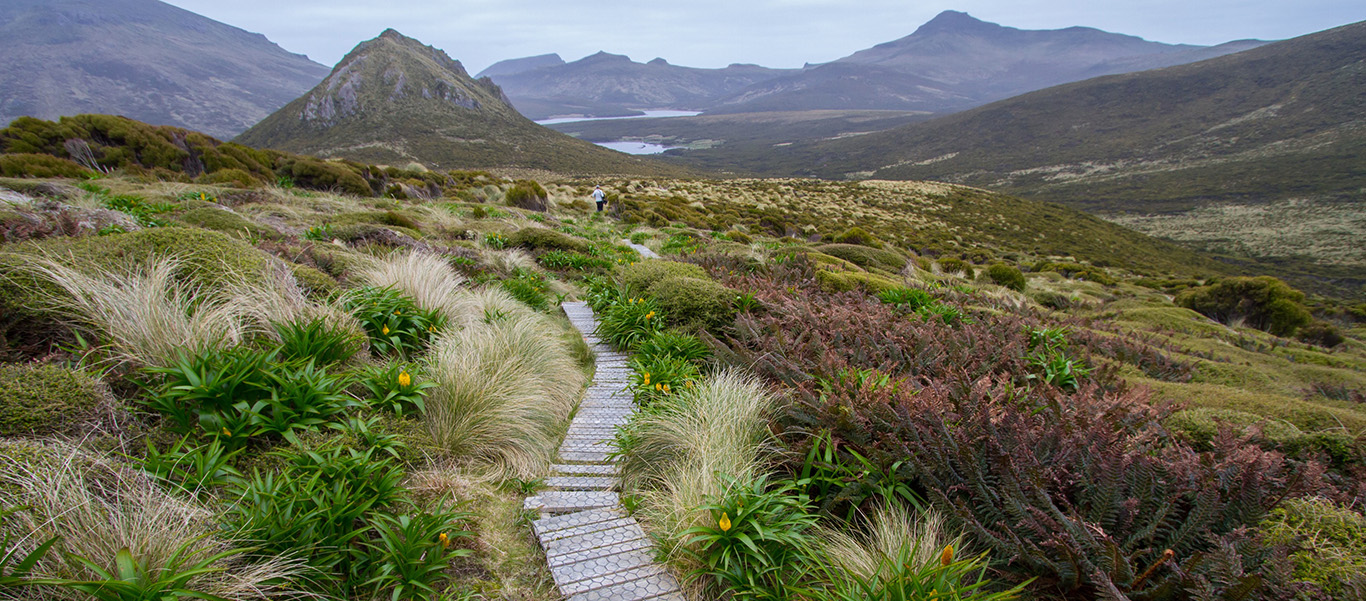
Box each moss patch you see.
[816,269,902,295]
[645,275,736,333]
[618,259,709,295]
[0,364,107,436]
[177,206,278,240]
[815,243,907,273]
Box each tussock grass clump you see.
[356,250,467,322]
[815,503,963,590]
[423,316,584,478]
[12,255,250,367]
[621,370,779,555]
[0,443,304,599]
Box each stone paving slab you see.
[525,491,619,513]
[545,524,647,557]
[569,575,683,601]
[540,517,637,543]
[548,537,655,568]
[559,450,613,463]
[546,476,617,490]
[553,549,655,587]
[534,508,625,535]
[561,564,670,596]
[552,464,618,476]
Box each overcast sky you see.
[162,0,1365,74]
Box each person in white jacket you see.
[591,185,606,212]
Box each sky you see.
[161,0,1366,74]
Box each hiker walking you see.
[592,185,606,212]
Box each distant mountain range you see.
[235,30,689,175]
[742,20,1364,213]
[0,0,329,139]
[479,53,795,120]
[486,11,1267,119]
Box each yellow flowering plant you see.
[628,354,698,407]
[341,285,444,359]
[355,362,435,417]
[680,474,818,600]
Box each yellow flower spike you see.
[221,427,231,437]
[439,532,450,549]
[398,371,412,387]
[662,383,670,393]
[642,373,650,385]
[645,311,655,320]
[427,325,436,333]
[718,512,731,532]
[381,325,390,335]
[395,310,401,315]
[940,544,954,566]
[655,383,662,391]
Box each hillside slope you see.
[235,30,690,176]
[0,0,329,139]
[773,20,1365,211]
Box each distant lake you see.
[535,110,702,126]
[596,141,674,155]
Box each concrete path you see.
[623,240,660,259]
[525,301,683,601]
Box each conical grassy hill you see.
[235,30,689,176]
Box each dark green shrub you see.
[618,259,709,295]
[1297,320,1345,348]
[815,244,907,273]
[504,179,548,212]
[1175,276,1312,336]
[646,275,736,332]
[831,226,879,247]
[195,167,263,188]
[1031,290,1074,310]
[282,158,371,196]
[0,153,92,178]
[985,263,1026,292]
[0,363,107,436]
[507,227,591,253]
[1032,261,1115,285]
[936,257,974,279]
[726,231,752,244]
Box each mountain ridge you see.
[0,0,330,139]
[235,29,689,176]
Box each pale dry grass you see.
[354,250,468,322]
[11,255,250,367]
[423,315,584,479]
[479,247,537,276]
[624,370,780,557]
[0,444,306,600]
[816,502,963,584]
[224,262,364,340]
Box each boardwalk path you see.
[524,301,683,601]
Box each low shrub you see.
[507,227,591,253]
[815,269,901,295]
[831,226,879,247]
[814,244,907,273]
[504,180,547,212]
[985,263,1026,291]
[618,259,709,294]
[0,153,92,178]
[195,167,263,188]
[1176,276,1312,336]
[936,257,974,279]
[1297,320,1345,348]
[177,206,276,240]
[646,275,736,333]
[280,157,371,196]
[726,231,752,244]
[0,364,107,436]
